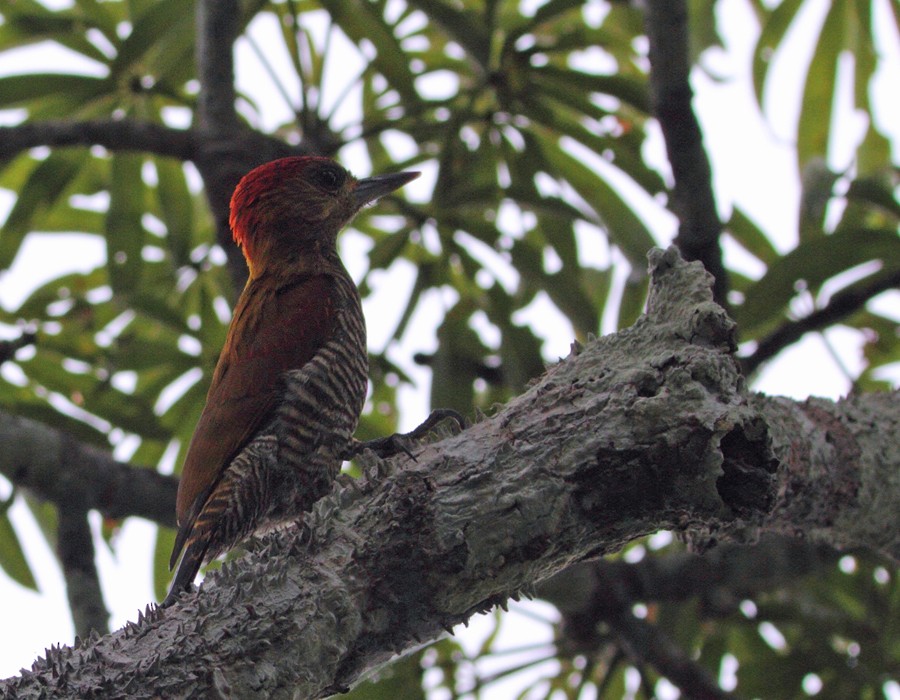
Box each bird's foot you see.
[345,408,466,462]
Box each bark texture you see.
[2,248,897,698]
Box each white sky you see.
[0,0,898,694]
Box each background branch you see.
[57,504,109,639]
[742,269,900,375]
[191,0,300,294]
[644,0,728,308]
[606,603,735,700]
[195,0,242,135]
[0,411,177,528]
[0,120,195,163]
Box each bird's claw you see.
[345,408,467,462]
[350,434,417,461]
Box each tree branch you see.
[57,504,109,639]
[191,0,303,295]
[540,537,838,618]
[195,0,242,135]
[0,412,174,640]
[0,120,195,163]
[539,537,837,696]
[2,248,897,697]
[0,411,177,528]
[644,1,728,308]
[606,604,735,700]
[741,268,900,375]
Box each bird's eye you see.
[314,165,345,192]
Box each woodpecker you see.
[165,156,419,605]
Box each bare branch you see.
[540,537,838,693]
[644,1,728,308]
[191,0,309,294]
[3,248,896,697]
[0,120,195,163]
[742,268,900,375]
[607,604,736,700]
[0,411,177,528]
[58,504,109,638]
[540,538,838,615]
[195,0,241,134]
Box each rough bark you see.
[2,248,897,698]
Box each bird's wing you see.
[171,274,336,566]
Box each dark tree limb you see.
[57,504,109,639]
[191,0,302,294]
[2,248,896,698]
[0,412,176,639]
[644,0,728,309]
[539,537,838,696]
[0,411,178,528]
[606,603,736,700]
[741,268,900,375]
[0,120,195,164]
[195,0,242,135]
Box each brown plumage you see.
[165,156,418,604]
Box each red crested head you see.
[228,156,419,277]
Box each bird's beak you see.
[354,170,420,208]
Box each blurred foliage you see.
[0,0,897,696]
[420,544,900,700]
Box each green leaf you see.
[616,274,648,329]
[106,153,146,294]
[531,65,650,113]
[153,525,176,602]
[430,301,486,415]
[796,2,843,172]
[0,74,107,111]
[110,0,196,86]
[319,0,420,105]
[0,4,110,64]
[752,0,804,113]
[527,127,657,268]
[0,509,38,591]
[0,151,89,271]
[798,158,839,241]
[153,157,194,267]
[687,0,724,60]
[406,0,491,68]
[844,175,900,220]
[725,205,779,267]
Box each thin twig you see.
[742,268,900,375]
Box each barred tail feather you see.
[164,534,209,607]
